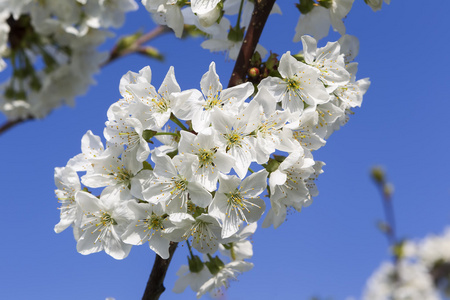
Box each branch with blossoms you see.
[0,0,387,298]
[0,14,169,135]
[53,3,376,300]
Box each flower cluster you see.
[54,34,369,297]
[363,260,440,300]
[144,0,390,61]
[363,228,450,300]
[142,0,281,60]
[0,0,138,120]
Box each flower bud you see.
[139,46,164,61]
[371,166,385,184]
[116,31,143,53]
[248,67,260,78]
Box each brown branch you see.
[228,0,277,88]
[101,25,169,67]
[142,242,178,300]
[0,115,33,135]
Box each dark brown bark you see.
[228,0,277,88]
[0,115,33,135]
[142,242,178,300]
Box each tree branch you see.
[228,0,276,88]
[142,242,178,300]
[0,115,33,135]
[102,25,169,67]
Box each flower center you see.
[204,94,221,110]
[285,77,301,90]
[100,212,117,227]
[147,214,164,231]
[173,176,188,193]
[224,131,242,151]
[197,148,215,168]
[151,94,169,113]
[226,190,245,208]
[114,166,133,187]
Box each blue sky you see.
[1,1,450,299]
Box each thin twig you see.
[0,115,33,135]
[142,242,178,300]
[102,25,169,67]
[228,0,276,88]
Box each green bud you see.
[188,255,204,273]
[371,166,385,184]
[139,46,164,61]
[392,240,405,260]
[116,31,143,53]
[296,0,316,15]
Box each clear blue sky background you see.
[1,1,449,299]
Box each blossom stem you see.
[235,0,245,29]
[170,113,189,131]
[186,239,194,257]
[230,245,236,261]
[153,132,180,137]
[142,241,178,300]
[228,0,277,88]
